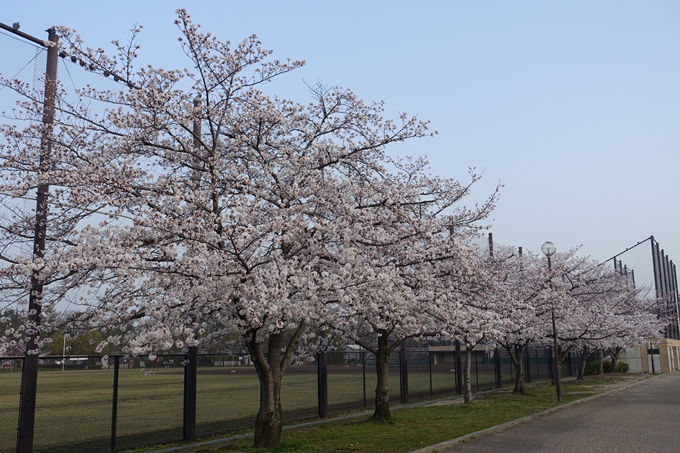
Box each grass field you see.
[119,374,649,453]
[0,362,501,453]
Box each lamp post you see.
[542,241,562,401]
[61,333,69,372]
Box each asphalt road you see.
[440,374,680,453]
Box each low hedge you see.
[584,360,629,375]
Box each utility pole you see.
[17,27,59,453]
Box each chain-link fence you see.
[0,357,23,453]
[113,355,186,452]
[0,344,582,453]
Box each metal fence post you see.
[428,351,433,398]
[524,347,532,383]
[399,344,408,404]
[455,341,463,394]
[494,347,502,388]
[14,356,24,452]
[183,347,197,441]
[317,351,328,418]
[110,355,120,452]
[567,351,573,376]
[362,351,366,408]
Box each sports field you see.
[0,362,498,453]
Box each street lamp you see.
[541,241,562,401]
[61,333,69,372]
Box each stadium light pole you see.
[542,241,562,401]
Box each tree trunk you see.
[246,321,306,449]
[608,347,622,373]
[463,344,473,403]
[371,332,392,420]
[551,346,565,386]
[512,344,525,394]
[550,347,556,386]
[577,346,588,380]
[253,362,282,449]
[597,349,604,375]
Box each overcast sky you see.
[2,1,679,288]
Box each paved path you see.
[439,374,680,453]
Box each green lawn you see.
[123,374,649,453]
[1,363,489,453]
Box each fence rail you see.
[0,345,577,453]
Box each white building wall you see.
[620,348,644,373]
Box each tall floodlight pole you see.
[542,241,561,401]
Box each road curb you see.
[408,374,661,453]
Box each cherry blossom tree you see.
[330,160,499,419]
[528,251,664,383]
[429,244,503,402]
[4,9,486,448]
[554,262,663,378]
[486,246,554,394]
[485,245,664,391]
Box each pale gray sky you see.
[2,0,679,286]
